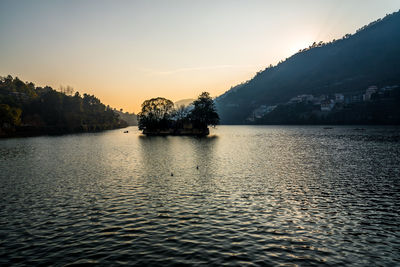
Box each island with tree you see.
[138,92,219,136]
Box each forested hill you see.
[215,10,400,124]
[0,75,131,137]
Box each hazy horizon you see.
[1,0,399,113]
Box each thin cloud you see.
[139,65,258,75]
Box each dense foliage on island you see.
[138,92,219,135]
[216,10,400,124]
[0,75,133,137]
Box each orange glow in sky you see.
[1,0,398,113]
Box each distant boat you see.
[353,128,366,131]
[323,127,333,130]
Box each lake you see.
[1,126,399,266]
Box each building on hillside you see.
[382,85,399,91]
[298,94,314,102]
[345,94,363,104]
[321,99,335,112]
[253,105,268,119]
[312,95,327,105]
[335,93,345,103]
[289,94,314,104]
[363,85,378,101]
[266,105,277,113]
[289,96,302,104]
[248,105,278,121]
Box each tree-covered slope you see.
[0,75,129,137]
[216,11,400,124]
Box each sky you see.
[0,0,399,113]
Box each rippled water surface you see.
[1,126,400,266]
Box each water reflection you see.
[0,126,399,266]
[137,135,219,204]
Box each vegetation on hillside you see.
[256,87,400,125]
[0,75,129,137]
[114,109,138,126]
[216,10,400,124]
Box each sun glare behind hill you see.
[288,39,315,57]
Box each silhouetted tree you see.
[138,97,174,130]
[59,85,74,95]
[190,92,219,128]
[137,92,220,134]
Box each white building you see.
[363,86,378,101]
[289,94,314,104]
[266,105,277,113]
[253,105,268,119]
[335,94,344,103]
[321,99,335,112]
[289,96,302,103]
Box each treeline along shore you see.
[0,75,136,138]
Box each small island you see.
[138,92,219,136]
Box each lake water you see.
[1,126,399,266]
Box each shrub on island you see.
[138,92,219,136]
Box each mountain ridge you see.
[215,10,400,124]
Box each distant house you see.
[363,85,378,101]
[289,94,314,104]
[266,105,277,113]
[253,105,268,119]
[321,99,335,112]
[299,94,314,102]
[382,85,399,91]
[345,94,363,104]
[335,93,344,103]
[248,105,278,121]
[246,116,255,122]
[312,95,327,105]
[289,96,302,104]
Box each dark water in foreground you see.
[1,126,399,266]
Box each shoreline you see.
[2,124,400,139]
[142,127,210,136]
[0,125,130,139]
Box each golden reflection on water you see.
[1,126,399,265]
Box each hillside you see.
[175,98,195,108]
[0,75,129,137]
[114,110,138,126]
[215,10,400,124]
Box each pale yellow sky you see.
[1,0,399,113]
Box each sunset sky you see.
[0,0,398,113]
